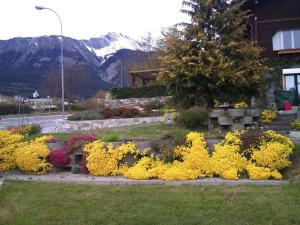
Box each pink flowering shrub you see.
[66,134,97,154]
[49,149,70,168]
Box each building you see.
[243,0,300,104]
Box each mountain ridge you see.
[0,33,148,98]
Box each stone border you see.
[55,117,162,133]
[1,173,289,186]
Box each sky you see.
[0,0,189,41]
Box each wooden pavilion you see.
[129,68,164,87]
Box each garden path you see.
[0,171,288,186]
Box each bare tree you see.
[41,64,88,100]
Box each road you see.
[0,114,68,133]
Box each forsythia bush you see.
[15,139,52,175]
[234,101,249,109]
[82,130,294,180]
[0,130,52,174]
[0,130,24,171]
[84,141,140,176]
[124,132,211,180]
[161,109,177,121]
[261,110,277,124]
[210,144,248,180]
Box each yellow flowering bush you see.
[0,130,52,174]
[251,142,292,170]
[0,130,24,171]
[246,164,282,180]
[264,130,294,149]
[261,110,277,124]
[210,144,248,180]
[15,140,51,175]
[1,127,294,180]
[124,157,163,180]
[222,130,243,146]
[157,162,199,181]
[84,140,140,176]
[125,132,212,180]
[83,130,294,181]
[0,130,24,148]
[161,108,177,121]
[234,101,249,109]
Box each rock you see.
[209,109,225,118]
[228,109,245,118]
[218,117,233,125]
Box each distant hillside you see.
[0,33,150,98]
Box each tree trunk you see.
[205,92,215,109]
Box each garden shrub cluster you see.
[100,107,140,119]
[110,85,168,99]
[0,129,294,180]
[143,100,165,112]
[49,149,70,168]
[175,107,208,129]
[234,101,249,109]
[66,134,97,154]
[291,121,300,131]
[161,108,177,121]
[0,103,32,115]
[84,141,140,176]
[261,110,277,124]
[67,111,104,121]
[7,124,41,135]
[81,130,294,180]
[0,131,52,174]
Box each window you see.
[272,29,300,51]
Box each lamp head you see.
[35,6,46,10]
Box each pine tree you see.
[159,0,268,107]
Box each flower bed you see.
[0,129,295,180]
[100,107,140,119]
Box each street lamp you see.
[35,6,65,112]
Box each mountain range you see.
[0,32,149,98]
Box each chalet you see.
[243,0,300,104]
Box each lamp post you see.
[35,6,64,112]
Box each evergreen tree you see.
[158,0,268,107]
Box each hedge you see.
[110,85,168,99]
[0,103,32,115]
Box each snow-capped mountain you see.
[81,32,141,60]
[0,33,148,98]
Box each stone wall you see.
[55,116,162,133]
[209,109,261,131]
[97,96,172,108]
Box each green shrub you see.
[67,111,104,121]
[176,108,208,129]
[110,85,168,99]
[72,165,82,174]
[24,124,41,135]
[7,124,41,135]
[291,121,300,131]
[143,100,165,112]
[101,134,120,142]
[0,103,32,115]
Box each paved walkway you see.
[0,172,289,186]
[0,115,163,133]
[0,114,68,133]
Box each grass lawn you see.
[28,122,224,142]
[0,181,300,225]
